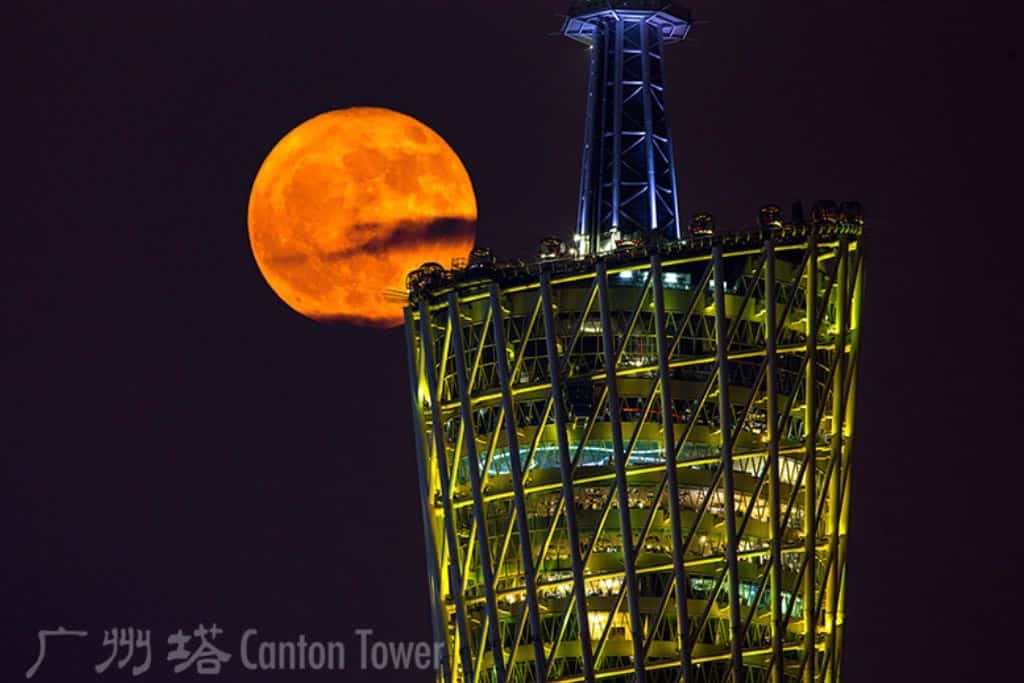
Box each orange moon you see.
[247,107,476,327]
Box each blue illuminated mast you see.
[563,0,691,256]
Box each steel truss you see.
[405,227,863,683]
[563,4,691,252]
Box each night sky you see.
[4,1,1022,681]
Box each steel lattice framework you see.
[564,1,690,253]
[405,223,863,683]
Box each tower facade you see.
[565,1,690,255]
[403,4,863,683]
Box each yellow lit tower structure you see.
[403,2,864,682]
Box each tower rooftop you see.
[406,217,863,301]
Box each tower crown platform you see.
[564,0,691,44]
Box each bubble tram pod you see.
[402,3,864,683]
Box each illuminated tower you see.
[565,1,690,255]
[403,3,864,683]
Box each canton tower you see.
[404,2,864,682]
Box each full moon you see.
[247,107,477,327]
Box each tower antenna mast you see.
[562,0,691,255]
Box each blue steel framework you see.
[405,221,863,683]
[564,1,691,254]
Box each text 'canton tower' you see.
[404,2,864,683]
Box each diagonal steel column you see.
[675,254,778,666]
[486,279,605,672]
[763,240,785,683]
[491,283,596,654]
[487,284,548,683]
[539,271,597,681]
[835,245,864,681]
[540,268,657,666]
[778,238,844,683]
[486,294,545,575]
[719,281,819,682]
[711,243,746,682]
[467,307,493,395]
[619,261,738,668]
[649,253,694,682]
[404,308,451,683]
[447,293,508,683]
[776,288,845,650]
[482,297,542,494]
[826,237,849,683]
[702,401,786,679]
[595,261,647,677]
[543,262,705,670]
[634,258,777,672]
[417,301,475,682]
[803,233,818,683]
